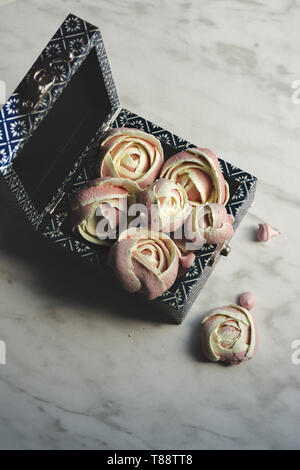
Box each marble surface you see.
[0,0,300,450]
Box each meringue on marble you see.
[256,223,279,242]
[239,292,256,310]
[201,304,258,366]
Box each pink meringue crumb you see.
[239,292,256,310]
[256,223,279,242]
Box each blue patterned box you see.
[0,14,256,323]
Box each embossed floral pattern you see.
[10,120,27,139]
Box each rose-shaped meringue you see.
[108,228,194,300]
[239,292,256,311]
[99,128,164,189]
[70,177,141,245]
[160,148,229,206]
[186,203,234,249]
[256,223,279,242]
[139,178,192,233]
[201,304,258,365]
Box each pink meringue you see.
[239,292,256,310]
[185,203,234,249]
[139,178,192,233]
[99,127,164,189]
[201,304,258,366]
[70,177,141,245]
[108,228,194,300]
[160,148,230,206]
[256,223,279,242]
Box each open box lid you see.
[0,13,120,228]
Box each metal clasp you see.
[208,243,231,267]
[22,51,74,112]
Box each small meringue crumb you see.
[239,292,256,310]
[256,223,279,242]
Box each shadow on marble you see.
[189,317,207,362]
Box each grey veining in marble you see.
[0,0,300,450]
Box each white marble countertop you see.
[0,0,299,450]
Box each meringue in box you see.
[0,14,257,323]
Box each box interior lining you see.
[13,48,111,213]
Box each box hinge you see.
[208,243,231,267]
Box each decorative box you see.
[0,14,257,323]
